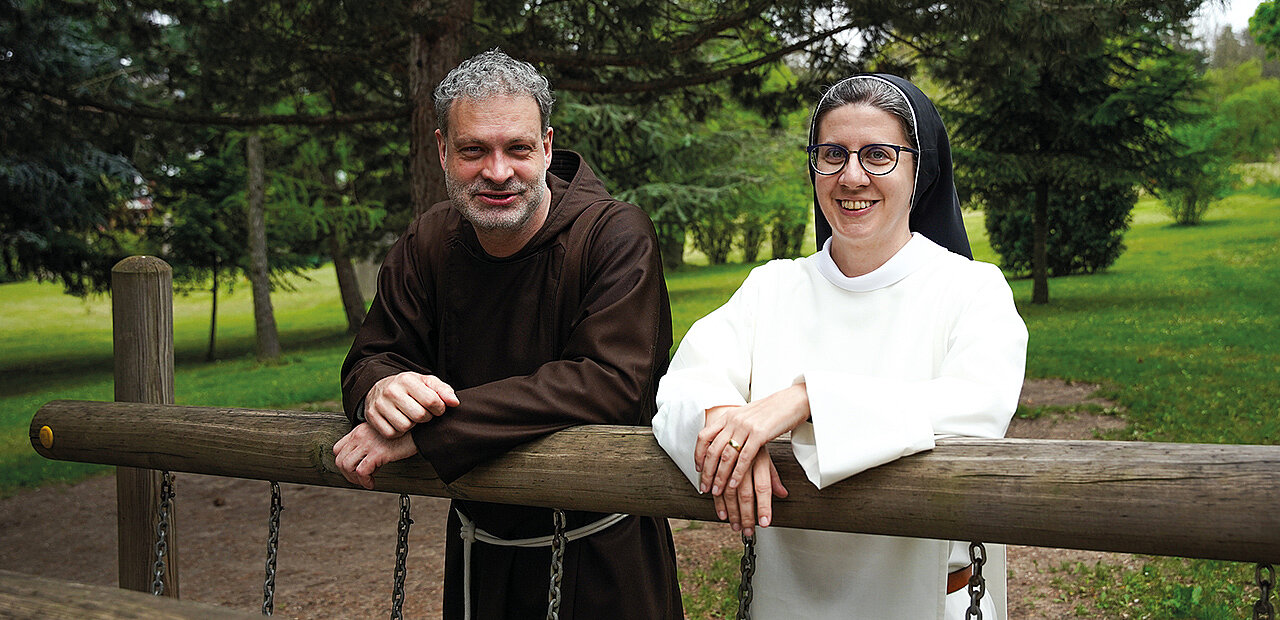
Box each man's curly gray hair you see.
[433,49,555,136]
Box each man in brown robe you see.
[332,50,683,619]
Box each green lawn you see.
[0,268,357,491]
[1012,192,1279,446]
[1,188,1277,616]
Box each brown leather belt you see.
[947,564,974,594]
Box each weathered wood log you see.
[0,570,253,619]
[31,399,1280,564]
[110,256,178,596]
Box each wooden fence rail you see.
[31,398,1280,565]
[0,570,254,619]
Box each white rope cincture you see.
[455,509,629,620]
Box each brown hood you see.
[514,149,613,255]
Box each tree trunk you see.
[655,220,685,270]
[205,266,218,362]
[409,0,473,216]
[740,219,765,263]
[328,233,366,334]
[771,221,806,259]
[1032,177,1050,305]
[246,132,282,361]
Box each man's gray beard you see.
[445,175,546,232]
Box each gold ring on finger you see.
[728,439,743,451]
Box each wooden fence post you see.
[112,256,179,597]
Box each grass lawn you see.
[0,187,1277,616]
[0,268,356,491]
[1006,191,1279,446]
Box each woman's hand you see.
[695,383,810,497]
[716,445,789,536]
[694,405,736,493]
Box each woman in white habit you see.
[652,74,1028,619]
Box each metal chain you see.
[1255,563,1276,620]
[736,533,757,620]
[390,494,413,620]
[150,471,175,596]
[546,509,568,620]
[965,541,988,620]
[262,481,283,616]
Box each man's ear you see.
[543,126,553,160]
[436,129,448,170]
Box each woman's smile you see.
[837,198,876,212]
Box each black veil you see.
[808,74,972,259]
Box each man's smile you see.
[476,191,519,206]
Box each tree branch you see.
[517,0,776,68]
[21,87,410,127]
[554,23,858,94]
[884,27,958,64]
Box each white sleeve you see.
[793,269,1028,489]
[652,269,761,490]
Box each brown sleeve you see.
[339,217,441,425]
[415,203,673,483]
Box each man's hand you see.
[365,372,460,438]
[333,423,419,490]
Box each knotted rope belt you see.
[454,509,629,620]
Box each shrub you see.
[984,179,1135,276]
[769,201,809,259]
[690,202,736,265]
[1151,120,1235,225]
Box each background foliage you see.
[984,176,1137,276]
[5,2,1280,614]
[0,1,146,293]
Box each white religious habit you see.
[653,233,1028,620]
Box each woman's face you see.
[814,103,916,274]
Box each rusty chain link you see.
[262,481,283,616]
[737,532,756,619]
[390,494,412,620]
[1256,563,1275,620]
[150,471,174,596]
[965,541,987,620]
[546,509,567,620]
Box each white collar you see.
[816,233,943,292]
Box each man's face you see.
[437,95,553,236]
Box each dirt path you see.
[0,379,1129,618]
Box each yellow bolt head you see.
[39,425,53,449]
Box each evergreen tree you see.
[1151,117,1235,225]
[6,0,873,296]
[1,1,148,294]
[147,129,245,361]
[896,0,1202,303]
[15,0,866,211]
[1251,0,1280,57]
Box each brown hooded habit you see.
[342,150,682,619]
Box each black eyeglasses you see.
[806,143,918,176]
